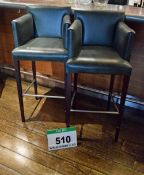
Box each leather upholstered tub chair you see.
[12,6,71,122]
[65,10,135,141]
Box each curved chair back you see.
[27,6,71,38]
[74,10,124,46]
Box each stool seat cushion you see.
[12,37,68,61]
[66,46,132,75]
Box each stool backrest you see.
[27,6,71,38]
[74,10,124,46]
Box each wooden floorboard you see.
[0,163,21,175]
[0,77,144,175]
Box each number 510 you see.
[56,136,71,144]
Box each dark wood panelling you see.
[126,22,144,98]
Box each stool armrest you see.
[113,21,135,61]
[62,14,71,49]
[68,20,82,58]
[12,13,34,47]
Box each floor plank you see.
[0,146,62,175]
[0,119,134,175]
[0,77,144,175]
[0,164,21,175]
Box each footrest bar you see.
[70,109,119,115]
[23,93,65,99]
[112,95,119,113]
[71,91,76,107]
[23,79,35,94]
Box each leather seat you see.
[67,46,132,75]
[12,6,71,122]
[65,10,135,141]
[13,37,68,61]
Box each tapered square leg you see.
[72,73,78,109]
[14,60,25,122]
[107,75,115,110]
[32,61,38,99]
[65,73,72,127]
[115,75,130,142]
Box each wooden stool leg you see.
[14,60,25,122]
[32,61,38,98]
[65,73,72,127]
[107,75,115,110]
[64,63,67,96]
[72,73,78,109]
[115,75,130,142]
[0,69,3,84]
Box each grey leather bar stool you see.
[12,6,71,122]
[65,10,135,141]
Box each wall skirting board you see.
[0,65,144,111]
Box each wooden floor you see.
[0,76,144,175]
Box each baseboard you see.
[0,65,144,110]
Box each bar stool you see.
[12,6,71,122]
[65,10,135,141]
